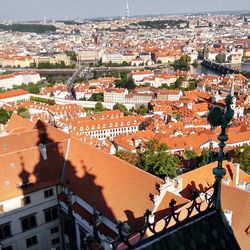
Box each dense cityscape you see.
[0,2,249,250]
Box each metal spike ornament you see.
[207,86,234,209]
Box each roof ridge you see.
[0,139,69,157]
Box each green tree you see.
[136,105,148,115]
[235,145,250,173]
[172,112,181,121]
[183,150,197,160]
[199,150,210,166]
[242,71,250,79]
[89,93,104,102]
[193,59,198,66]
[0,23,56,33]
[129,107,136,113]
[65,51,77,61]
[115,150,138,166]
[17,107,30,119]
[173,55,191,71]
[186,79,199,91]
[215,53,226,63]
[137,139,179,177]
[115,73,136,90]
[30,96,55,105]
[95,101,105,112]
[28,84,40,94]
[113,103,129,115]
[174,77,183,89]
[0,108,10,124]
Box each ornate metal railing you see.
[109,186,216,249]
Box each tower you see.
[126,0,130,18]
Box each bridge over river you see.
[201,60,240,75]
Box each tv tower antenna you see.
[126,0,130,18]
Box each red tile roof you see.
[63,137,186,227]
[0,89,29,99]
[221,185,250,250]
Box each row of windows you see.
[82,121,138,131]
[85,126,137,136]
[0,188,54,213]
[26,235,59,248]
[0,207,58,241]
[1,228,59,249]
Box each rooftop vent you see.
[238,181,246,190]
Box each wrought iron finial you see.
[207,92,234,209]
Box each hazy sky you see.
[0,0,249,20]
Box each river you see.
[190,63,250,76]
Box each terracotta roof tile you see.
[0,89,29,99]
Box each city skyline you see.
[0,0,249,21]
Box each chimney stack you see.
[233,163,240,187]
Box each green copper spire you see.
[207,83,234,209]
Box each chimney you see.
[238,181,246,190]
[233,163,240,187]
[39,143,47,160]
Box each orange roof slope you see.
[0,89,29,99]
[6,113,35,134]
[180,161,250,199]
[221,185,250,250]
[0,140,68,201]
[63,137,186,227]
[0,125,69,156]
